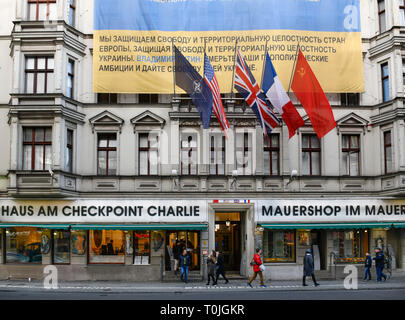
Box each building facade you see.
[0,0,404,281]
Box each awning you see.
[70,223,208,231]
[259,222,403,230]
[0,223,70,230]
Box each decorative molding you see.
[130,110,165,131]
[89,110,124,133]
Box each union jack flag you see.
[204,53,229,138]
[234,49,280,136]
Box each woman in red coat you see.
[247,248,266,288]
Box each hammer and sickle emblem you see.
[297,67,306,78]
[193,80,202,94]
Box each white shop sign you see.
[0,199,207,223]
[256,199,405,223]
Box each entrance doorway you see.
[165,231,200,271]
[214,212,241,271]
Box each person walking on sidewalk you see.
[363,252,372,281]
[215,251,229,284]
[173,241,181,276]
[303,248,320,287]
[373,248,387,282]
[247,248,266,288]
[179,249,191,284]
[206,250,217,286]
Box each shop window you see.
[236,131,252,175]
[181,132,198,175]
[28,0,57,21]
[381,62,389,102]
[209,133,225,175]
[302,134,321,175]
[89,230,125,264]
[133,231,150,265]
[23,127,52,171]
[263,229,295,263]
[97,133,117,175]
[341,135,360,176]
[25,56,54,94]
[53,230,70,264]
[263,134,279,175]
[5,227,42,264]
[378,0,386,33]
[384,131,393,174]
[139,132,159,175]
[333,230,369,263]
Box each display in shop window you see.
[40,234,50,254]
[5,227,42,263]
[298,230,311,246]
[152,230,164,252]
[72,231,86,255]
[125,232,133,255]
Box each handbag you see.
[259,264,266,272]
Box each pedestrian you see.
[173,241,181,275]
[215,251,229,284]
[373,248,387,282]
[303,248,320,287]
[247,248,266,288]
[179,249,191,283]
[206,250,217,286]
[363,252,372,281]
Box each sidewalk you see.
[0,276,404,293]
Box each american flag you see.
[234,49,280,136]
[204,53,229,138]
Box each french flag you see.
[262,53,305,138]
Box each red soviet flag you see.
[291,49,336,139]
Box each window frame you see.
[378,0,386,33]
[138,132,159,176]
[181,132,198,175]
[27,0,57,21]
[67,58,75,99]
[97,93,118,104]
[301,133,321,176]
[341,134,360,176]
[138,94,159,104]
[22,127,52,171]
[69,0,76,27]
[133,230,151,265]
[384,130,393,174]
[66,129,73,173]
[263,134,280,176]
[236,131,253,175]
[399,0,405,25]
[381,62,390,102]
[97,133,117,176]
[25,56,54,94]
[209,133,226,175]
[52,229,71,265]
[263,229,296,263]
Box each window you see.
[97,133,117,175]
[209,134,225,175]
[133,231,150,265]
[263,230,295,263]
[181,132,198,175]
[381,62,390,102]
[66,129,73,173]
[333,230,369,263]
[67,59,74,99]
[378,0,386,33]
[89,230,125,264]
[139,132,159,175]
[402,59,405,91]
[25,56,54,94]
[69,0,76,27]
[399,0,405,26]
[302,134,321,175]
[236,131,252,175]
[340,93,360,106]
[97,93,118,104]
[6,227,42,263]
[28,0,57,21]
[139,94,159,104]
[263,134,280,175]
[341,135,360,176]
[384,131,393,174]
[23,127,52,171]
[53,230,70,264]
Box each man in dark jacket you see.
[303,248,320,287]
[373,248,387,282]
[215,251,229,284]
[363,252,372,281]
[179,249,191,283]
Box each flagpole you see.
[260,38,269,90]
[287,42,301,94]
[230,39,238,98]
[172,40,176,97]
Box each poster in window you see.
[125,232,133,255]
[72,231,86,255]
[41,233,50,254]
[298,230,310,246]
[134,255,142,265]
[152,230,164,252]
